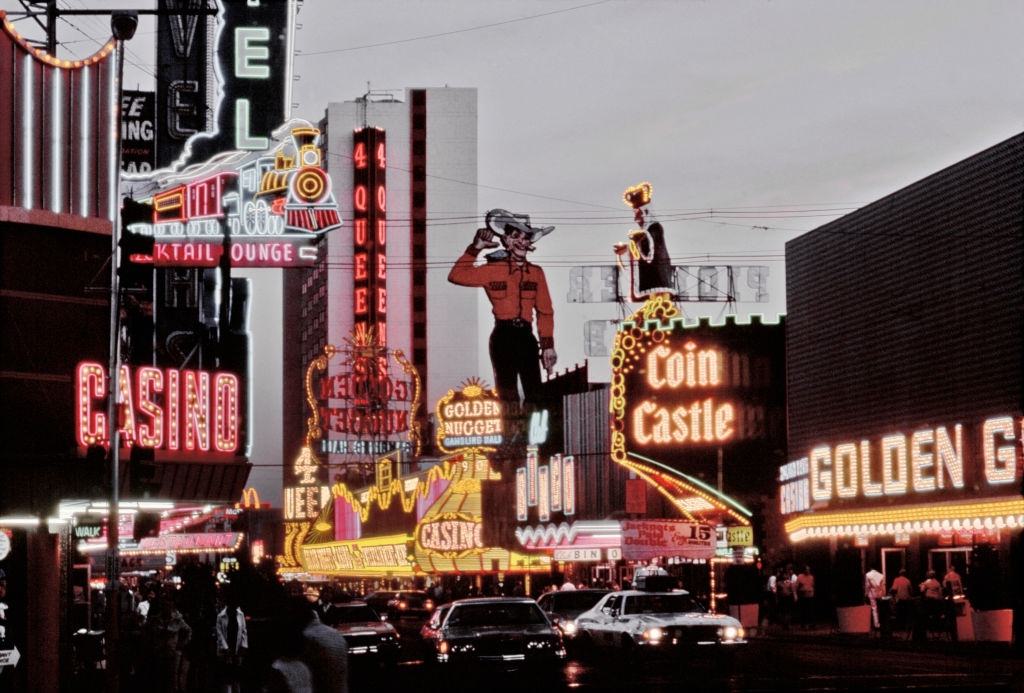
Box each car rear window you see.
[446,602,547,627]
[553,592,607,612]
[326,605,380,624]
[623,594,703,615]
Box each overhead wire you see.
[296,0,614,57]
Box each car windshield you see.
[623,594,703,615]
[446,602,547,627]
[328,605,380,624]
[553,592,607,613]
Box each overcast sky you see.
[8,0,1022,503]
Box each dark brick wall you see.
[786,134,1024,455]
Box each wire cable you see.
[296,0,614,57]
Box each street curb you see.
[756,629,1019,659]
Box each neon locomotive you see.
[129,121,343,267]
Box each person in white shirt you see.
[864,567,886,629]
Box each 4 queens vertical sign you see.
[121,91,156,173]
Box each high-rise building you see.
[283,87,479,480]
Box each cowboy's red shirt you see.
[448,245,554,349]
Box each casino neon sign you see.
[76,361,240,453]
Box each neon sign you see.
[75,361,240,454]
[780,414,1023,514]
[127,124,342,267]
[417,516,483,554]
[352,128,387,343]
[313,334,421,458]
[435,379,504,452]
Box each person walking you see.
[795,565,815,628]
[777,567,796,629]
[288,595,349,693]
[889,569,914,630]
[216,592,248,693]
[864,566,886,630]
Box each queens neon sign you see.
[76,361,240,453]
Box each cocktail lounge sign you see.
[124,1,342,268]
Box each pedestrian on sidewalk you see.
[889,569,913,630]
[942,566,964,599]
[864,566,886,630]
[287,595,349,693]
[216,590,248,693]
[777,567,796,629]
[796,565,815,628]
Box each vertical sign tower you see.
[352,128,387,345]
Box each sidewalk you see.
[755,622,1020,660]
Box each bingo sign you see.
[121,91,156,173]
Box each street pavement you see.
[373,627,1024,692]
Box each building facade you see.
[780,133,1024,638]
[283,87,479,484]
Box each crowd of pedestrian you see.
[761,560,967,638]
[763,564,817,629]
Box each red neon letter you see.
[354,185,368,213]
[137,367,164,448]
[76,361,107,447]
[184,370,210,451]
[354,253,368,280]
[214,372,239,452]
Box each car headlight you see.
[560,620,578,636]
[527,640,553,649]
[451,642,476,653]
[642,627,664,642]
[718,625,744,641]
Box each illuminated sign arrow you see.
[0,646,21,668]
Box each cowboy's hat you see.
[485,208,554,244]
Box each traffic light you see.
[118,197,154,289]
[84,444,109,496]
[133,511,161,542]
[127,445,160,498]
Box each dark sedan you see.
[536,588,610,641]
[427,597,566,677]
[365,590,436,634]
[321,602,400,666]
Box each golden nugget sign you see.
[436,379,504,452]
[779,414,1023,515]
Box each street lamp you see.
[104,11,137,692]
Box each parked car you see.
[425,597,566,675]
[536,589,610,641]
[575,590,746,660]
[321,601,400,666]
